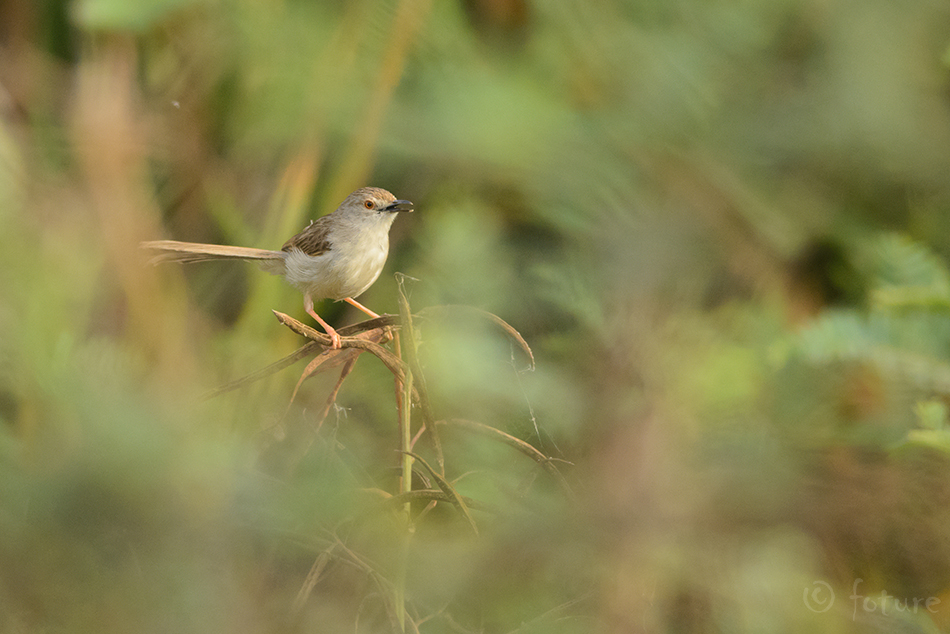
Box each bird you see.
[141,186,413,349]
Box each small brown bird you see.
[142,187,413,348]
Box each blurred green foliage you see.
[3,0,950,632]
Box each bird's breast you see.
[282,231,390,301]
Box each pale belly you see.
[282,244,388,301]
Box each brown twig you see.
[273,310,411,385]
[202,316,400,399]
[436,418,576,502]
[382,489,498,514]
[403,451,479,536]
[201,341,322,400]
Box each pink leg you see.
[343,297,380,319]
[304,294,341,349]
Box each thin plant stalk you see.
[393,331,414,632]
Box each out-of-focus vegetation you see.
[3,0,950,632]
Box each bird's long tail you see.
[140,240,285,272]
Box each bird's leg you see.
[343,297,380,319]
[304,293,341,349]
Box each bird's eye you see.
[364,200,375,210]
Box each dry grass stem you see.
[437,418,576,502]
[419,304,535,370]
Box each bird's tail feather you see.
[141,240,285,269]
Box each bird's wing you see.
[283,215,332,257]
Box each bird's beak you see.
[384,199,414,213]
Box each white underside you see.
[280,238,389,301]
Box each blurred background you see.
[3,0,950,632]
